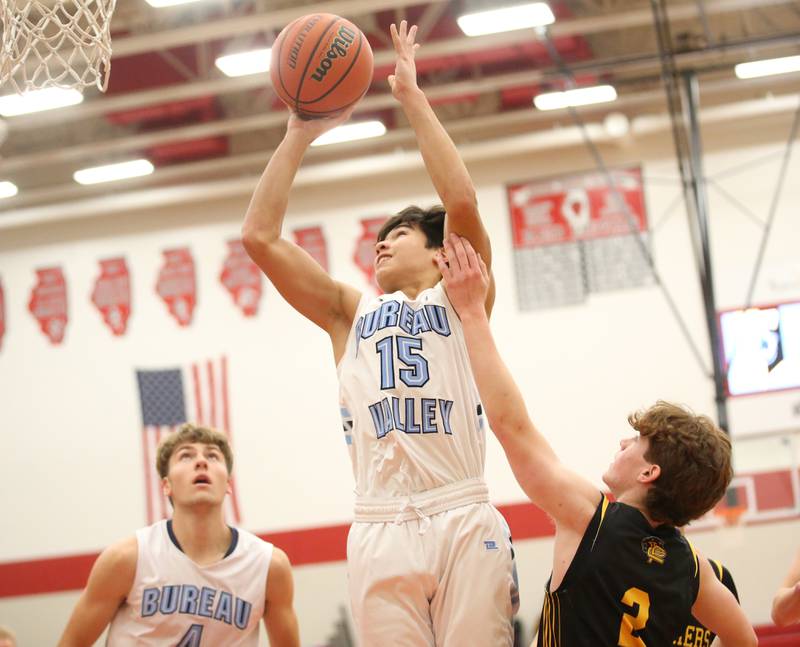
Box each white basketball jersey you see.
[106,520,272,646]
[338,282,486,498]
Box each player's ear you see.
[161,476,172,498]
[639,463,661,484]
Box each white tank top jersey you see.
[106,520,272,646]
[338,282,487,499]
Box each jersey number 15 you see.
[376,335,430,389]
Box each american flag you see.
[136,357,242,525]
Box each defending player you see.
[436,234,757,647]
[242,21,516,647]
[58,424,299,647]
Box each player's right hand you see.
[287,104,356,143]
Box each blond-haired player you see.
[58,424,299,647]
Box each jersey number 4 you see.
[176,624,203,647]
[618,587,650,647]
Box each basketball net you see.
[0,0,116,94]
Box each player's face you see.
[163,442,231,508]
[602,434,653,495]
[374,224,440,291]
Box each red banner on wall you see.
[156,248,196,327]
[0,277,5,351]
[507,167,647,248]
[293,226,329,272]
[220,239,262,317]
[353,217,387,292]
[91,257,131,336]
[28,267,68,344]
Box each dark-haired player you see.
[242,21,516,647]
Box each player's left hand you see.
[388,21,421,101]
[437,233,489,317]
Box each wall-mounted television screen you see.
[719,300,800,396]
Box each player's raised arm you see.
[263,548,300,647]
[57,537,137,647]
[692,555,757,646]
[241,111,361,344]
[772,547,800,626]
[388,21,495,313]
[437,234,598,531]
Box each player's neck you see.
[171,507,231,565]
[386,275,440,300]
[616,492,661,527]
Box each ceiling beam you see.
[110,0,791,58]
[2,90,797,229]
[6,0,794,131]
[112,0,793,60]
[112,0,449,58]
[4,35,799,173]
[3,80,798,214]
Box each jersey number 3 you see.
[618,587,650,647]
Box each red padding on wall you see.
[0,501,556,598]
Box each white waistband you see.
[353,478,489,524]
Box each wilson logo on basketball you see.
[310,25,356,82]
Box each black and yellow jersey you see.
[672,559,738,646]
[537,495,700,647]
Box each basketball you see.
[270,13,373,119]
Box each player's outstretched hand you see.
[388,20,421,101]
[437,233,489,319]
[287,104,356,143]
[773,581,800,626]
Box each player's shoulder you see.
[267,547,294,593]
[232,525,268,544]
[101,535,138,566]
[269,546,291,570]
[230,527,274,557]
[90,535,138,590]
[707,558,730,580]
[707,557,739,598]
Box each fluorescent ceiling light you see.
[0,181,18,199]
[73,159,154,185]
[0,88,83,117]
[735,55,800,79]
[145,0,204,7]
[457,2,555,36]
[534,85,618,110]
[215,48,272,77]
[311,121,387,147]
